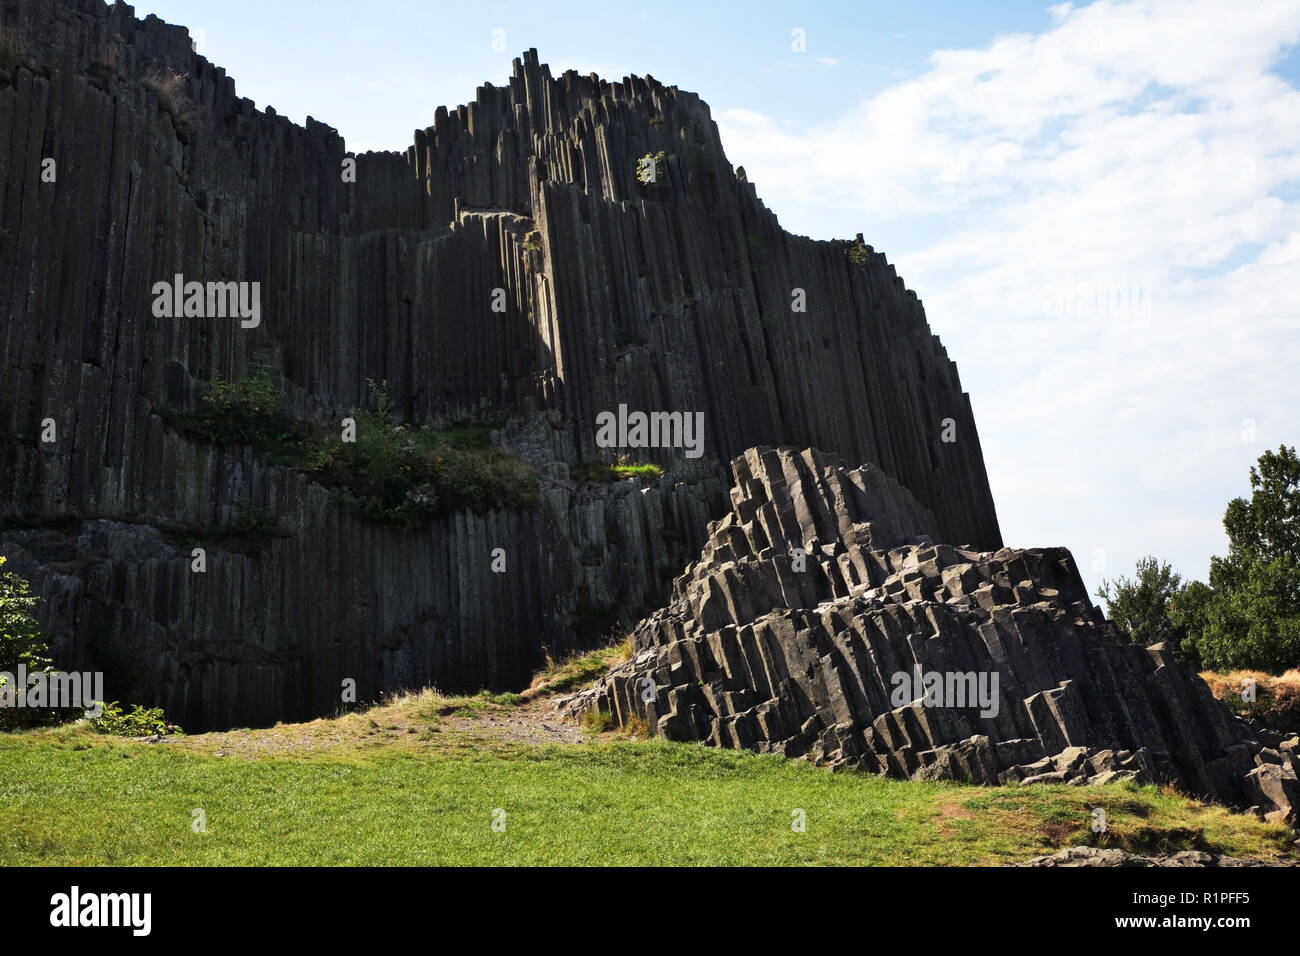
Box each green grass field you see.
[1,686,1295,866]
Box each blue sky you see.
[135,0,1300,597]
[137,0,1068,152]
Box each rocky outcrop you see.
[563,446,1300,825]
[0,2,999,728]
[1018,847,1296,867]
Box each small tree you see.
[0,555,50,673]
[0,556,53,729]
[1095,556,1198,665]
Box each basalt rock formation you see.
[562,446,1300,825]
[0,2,1000,729]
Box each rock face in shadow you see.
[563,447,1300,824]
[0,1,1000,728]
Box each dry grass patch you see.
[0,26,24,82]
[140,68,194,129]
[1202,668,1300,732]
[524,635,634,699]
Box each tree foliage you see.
[0,555,50,674]
[1174,446,1300,672]
[1095,556,1197,665]
[0,555,53,730]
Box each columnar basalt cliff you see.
[563,447,1300,824]
[0,1,1001,729]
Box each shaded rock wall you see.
[565,447,1299,823]
[0,0,1001,728]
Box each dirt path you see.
[162,690,589,760]
[438,696,586,745]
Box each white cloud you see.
[716,0,1300,593]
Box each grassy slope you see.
[1,680,1295,866]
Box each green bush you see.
[206,366,284,419]
[222,501,278,538]
[0,556,55,730]
[165,361,294,447]
[311,381,540,527]
[161,362,315,465]
[89,701,183,737]
[0,556,50,673]
[635,150,667,186]
[163,374,540,527]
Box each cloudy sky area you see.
[138,0,1300,595]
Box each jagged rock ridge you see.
[564,447,1300,824]
[1,0,998,728]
